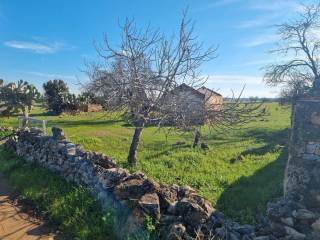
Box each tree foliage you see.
[43,79,70,114]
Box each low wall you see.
[4,128,277,240]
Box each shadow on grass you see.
[143,144,192,161]
[216,146,288,224]
[48,119,123,128]
[241,128,290,145]
[229,128,289,164]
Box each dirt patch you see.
[0,174,67,240]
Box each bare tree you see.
[264,3,320,94]
[87,12,217,165]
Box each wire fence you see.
[18,116,47,135]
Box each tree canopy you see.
[0,80,40,122]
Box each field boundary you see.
[2,127,282,239]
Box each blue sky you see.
[0,0,316,97]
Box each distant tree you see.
[87,13,217,165]
[264,3,320,98]
[0,80,40,126]
[77,91,100,105]
[43,79,69,114]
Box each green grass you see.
[0,103,291,223]
[0,147,117,240]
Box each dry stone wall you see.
[265,98,320,240]
[3,127,277,240]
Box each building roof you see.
[172,83,205,99]
[170,84,223,99]
[197,86,222,97]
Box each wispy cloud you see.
[248,0,302,12]
[4,40,71,54]
[192,0,241,12]
[242,33,280,47]
[27,71,77,80]
[236,1,306,29]
[211,0,241,7]
[204,74,279,97]
[236,13,279,29]
[207,74,262,85]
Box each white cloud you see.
[204,74,278,97]
[235,1,308,29]
[27,71,77,80]
[236,13,280,29]
[248,0,302,12]
[211,0,241,7]
[4,40,67,54]
[242,33,280,47]
[207,74,263,85]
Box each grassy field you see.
[0,103,291,223]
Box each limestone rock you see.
[113,174,158,200]
[292,209,317,220]
[175,198,212,228]
[156,184,178,211]
[281,217,294,227]
[138,193,160,220]
[164,223,186,240]
[284,226,306,240]
[51,127,66,140]
[312,218,320,232]
[98,167,129,189]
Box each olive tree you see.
[87,14,216,165]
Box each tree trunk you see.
[128,124,144,165]
[22,107,29,128]
[193,130,201,148]
[314,76,320,91]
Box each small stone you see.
[165,223,186,240]
[312,218,320,232]
[292,209,317,220]
[51,127,66,140]
[138,193,160,220]
[284,226,306,240]
[281,217,294,227]
[254,237,270,240]
[315,145,320,155]
[306,143,316,154]
[175,198,211,228]
[302,154,320,161]
[229,231,241,240]
[235,224,255,235]
[311,112,320,125]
